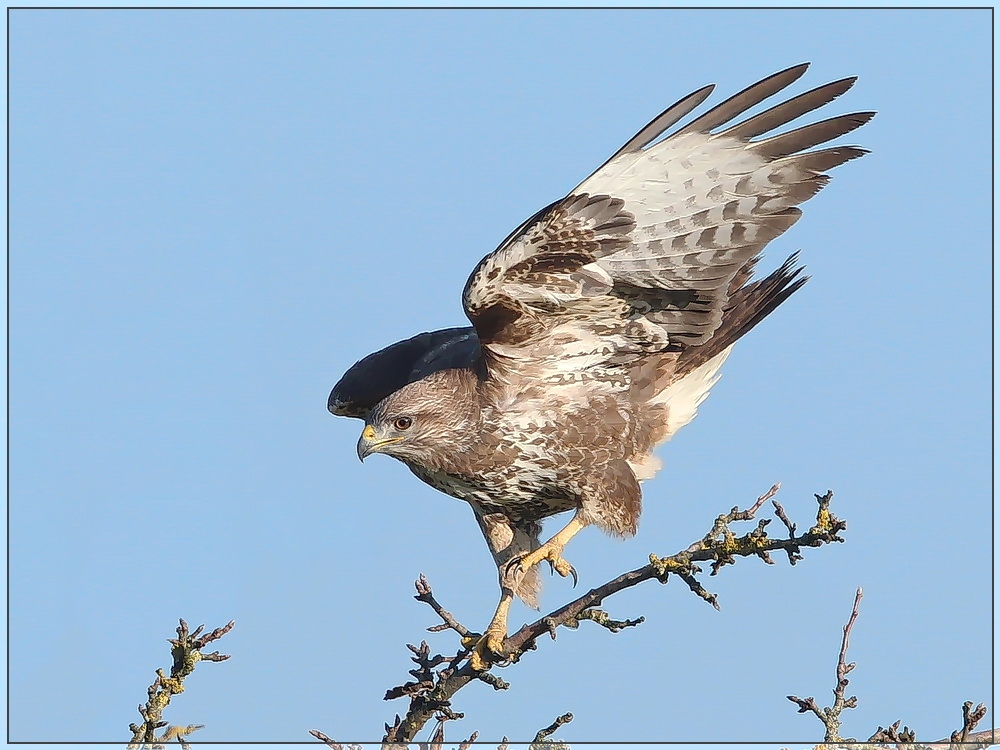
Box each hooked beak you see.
[357,424,402,462]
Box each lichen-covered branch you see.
[530,712,573,749]
[127,618,234,749]
[309,486,845,745]
[504,487,844,662]
[309,482,990,747]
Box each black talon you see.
[503,555,523,578]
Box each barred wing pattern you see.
[463,64,872,381]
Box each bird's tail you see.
[676,253,807,376]
[633,254,806,459]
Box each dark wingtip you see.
[328,378,365,419]
[784,61,812,78]
[327,387,343,416]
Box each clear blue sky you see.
[7,7,992,748]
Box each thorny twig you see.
[127,619,234,749]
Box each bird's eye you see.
[394,416,413,431]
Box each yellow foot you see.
[504,542,578,587]
[464,628,506,671]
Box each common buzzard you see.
[329,64,871,668]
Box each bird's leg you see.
[504,514,586,586]
[467,514,587,671]
[467,590,513,671]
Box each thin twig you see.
[834,588,863,707]
[308,729,344,749]
[415,573,472,638]
[787,588,862,743]
[787,594,996,749]
[742,482,782,519]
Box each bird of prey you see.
[329,63,871,669]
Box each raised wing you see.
[328,327,479,418]
[462,63,871,379]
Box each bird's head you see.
[356,369,479,467]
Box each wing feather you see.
[596,84,716,167]
[328,327,479,418]
[673,62,810,136]
[462,63,871,386]
[749,112,875,159]
[722,77,858,140]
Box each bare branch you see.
[787,587,862,742]
[786,593,997,750]
[834,588,863,704]
[953,701,990,744]
[788,694,827,725]
[370,486,845,743]
[866,715,996,750]
[127,619,235,749]
[568,608,644,633]
[531,712,573,747]
[415,573,472,638]
[868,719,916,745]
[931,727,997,750]
[475,670,509,691]
[740,482,782,519]
[504,488,844,663]
[379,652,481,744]
[308,729,341,749]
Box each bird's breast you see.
[405,450,578,523]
